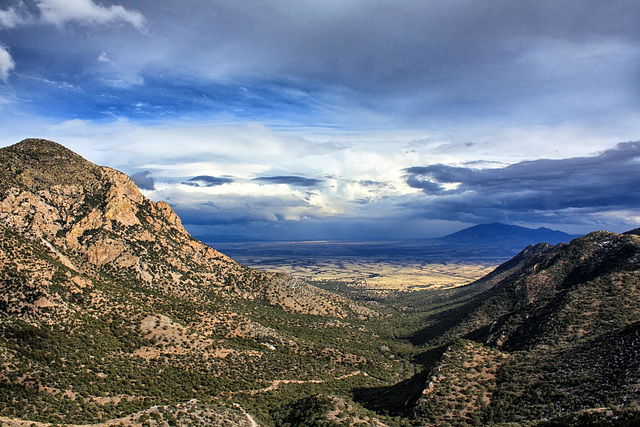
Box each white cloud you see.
[0,2,29,28]
[0,0,146,31]
[37,0,146,32]
[0,46,15,81]
[97,51,110,63]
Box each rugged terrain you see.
[0,139,396,426]
[409,230,640,425]
[1,139,640,426]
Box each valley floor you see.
[234,258,494,294]
[211,240,501,294]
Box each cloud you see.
[0,1,30,28]
[252,176,324,187]
[36,0,146,32]
[184,175,234,187]
[0,46,15,81]
[1,1,639,131]
[150,180,335,226]
[0,0,146,31]
[97,51,110,63]
[98,0,637,124]
[129,170,155,190]
[403,141,640,224]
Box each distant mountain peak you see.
[437,222,579,249]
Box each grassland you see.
[211,240,500,294]
[231,257,495,293]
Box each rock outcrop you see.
[0,139,358,315]
[0,139,383,426]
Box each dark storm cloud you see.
[2,0,640,239]
[129,170,155,190]
[138,0,638,84]
[404,141,640,222]
[2,0,638,124]
[134,0,640,124]
[252,176,323,187]
[184,175,234,187]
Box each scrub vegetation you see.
[1,139,640,426]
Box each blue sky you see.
[1,0,640,240]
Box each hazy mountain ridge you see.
[433,222,579,249]
[211,222,578,270]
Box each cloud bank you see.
[1,1,638,126]
[0,1,639,239]
[403,142,640,225]
[252,176,324,188]
[185,175,234,187]
[130,170,155,190]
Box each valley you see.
[1,139,639,427]
[212,240,499,294]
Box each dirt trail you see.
[249,370,365,394]
[233,403,260,427]
[0,371,367,427]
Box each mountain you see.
[435,222,579,248]
[2,138,639,426]
[624,227,640,237]
[0,139,392,426]
[0,138,363,317]
[410,230,640,425]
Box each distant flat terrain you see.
[210,240,508,293]
[230,258,495,293]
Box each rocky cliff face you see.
[0,139,360,316]
[0,139,387,426]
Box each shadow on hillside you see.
[352,346,448,416]
[351,278,500,415]
[406,297,487,347]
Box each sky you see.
[1,0,639,241]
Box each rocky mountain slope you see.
[1,138,640,426]
[0,139,393,426]
[0,139,366,318]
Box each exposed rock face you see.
[0,139,356,316]
[0,139,381,426]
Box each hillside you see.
[1,138,640,426]
[0,139,396,426]
[409,230,640,425]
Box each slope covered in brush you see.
[412,230,640,425]
[0,139,395,426]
